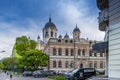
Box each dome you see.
[37,35,40,39]
[58,35,62,38]
[43,17,57,30]
[73,25,80,32]
[64,33,69,39]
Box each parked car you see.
[96,70,105,75]
[65,68,96,80]
[22,71,32,76]
[57,70,68,75]
[44,70,56,76]
[32,70,47,77]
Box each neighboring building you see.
[97,0,120,79]
[37,17,105,72]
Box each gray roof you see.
[64,33,69,38]
[73,25,80,32]
[58,35,62,38]
[43,17,57,30]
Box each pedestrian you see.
[10,71,13,79]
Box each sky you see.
[0,0,104,59]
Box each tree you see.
[21,49,48,70]
[2,57,16,70]
[14,36,48,70]
[15,36,36,56]
[0,63,5,70]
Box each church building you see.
[36,17,105,72]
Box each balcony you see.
[98,9,108,31]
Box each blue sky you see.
[0,0,104,59]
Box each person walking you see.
[10,71,13,79]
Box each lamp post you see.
[73,38,76,69]
[0,50,5,53]
[48,41,50,70]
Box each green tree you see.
[14,36,48,70]
[21,49,48,70]
[2,57,16,70]
[15,36,36,56]
[0,63,5,70]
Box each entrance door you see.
[80,63,83,68]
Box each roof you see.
[73,25,80,32]
[43,17,57,30]
[64,33,69,39]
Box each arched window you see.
[58,39,61,42]
[70,40,73,43]
[65,40,68,43]
[58,61,62,68]
[78,49,81,56]
[53,47,56,55]
[89,49,92,56]
[53,61,56,68]
[58,48,62,56]
[71,49,74,56]
[51,31,53,37]
[82,49,85,56]
[65,48,69,56]
[65,61,69,68]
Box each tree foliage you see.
[15,36,36,56]
[14,36,48,70]
[21,49,48,70]
[2,57,16,70]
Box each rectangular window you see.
[94,53,97,57]
[65,61,69,68]
[53,61,56,68]
[58,61,62,68]
[100,53,103,57]
[65,49,69,56]
[71,49,74,56]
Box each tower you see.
[43,17,57,43]
[73,24,81,41]
[36,35,41,50]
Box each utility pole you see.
[48,41,50,70]
[73,39,76,69]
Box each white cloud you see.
[0,19,43,59]
[55,0,104,40]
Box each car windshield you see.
[70,69,79,74]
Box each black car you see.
[33,70,47,77]
[22,71,32,76]
[45,70,56,76]
[65,68,96,80]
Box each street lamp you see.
[73,37,76,69]
[0,50,5,53]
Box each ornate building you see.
[36,17,105,72]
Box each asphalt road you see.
[0,72,53,80]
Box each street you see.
[0,72,53,80]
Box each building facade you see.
[97,0,120,79]
[37,17,105,72]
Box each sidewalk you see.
[87,76,120,80]
[0,72,19,80]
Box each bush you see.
[48,75,66,80]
